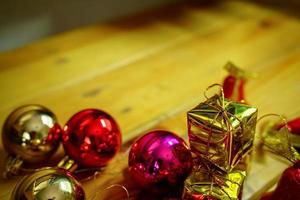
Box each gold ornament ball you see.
[11,168,85,200]
[2,105,62,163]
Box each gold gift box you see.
[183,165,246,200]
[187,94,258,171]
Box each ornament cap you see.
[57,155,78,172]
[3,155,23,178]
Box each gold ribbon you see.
[185,84,255,199]
[190,84,249,171]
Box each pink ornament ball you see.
[128,130,192,190]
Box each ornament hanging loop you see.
[257,113,288,127]
[104,184,130,200]
[204,83,225,107]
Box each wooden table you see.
[0,0,299,199]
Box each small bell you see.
[2,105,62,178]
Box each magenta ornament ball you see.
[128,130,192,189]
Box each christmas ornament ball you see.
[62,109,122,168]
[261,161,300,200]
[128,130,192,189]
[2,105,61,163]
[11,168,85,200]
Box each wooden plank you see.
[0,11,299,144]
[0,2,235,106]
[0,1,291,115]
[0,1,279,68]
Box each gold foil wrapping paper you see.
[183,155,249,200]
[184,164,245,200]
[185,93,257,199]
[187,94,258,171]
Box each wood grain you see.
[0,0,299,199]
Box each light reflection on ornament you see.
[11,168,85,200]
[58,109,122,170]
[128,130,192,190]
[2,105,61,177]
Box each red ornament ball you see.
[62,109,122,168]
[260,161,300,200]
[128,130,192,189]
